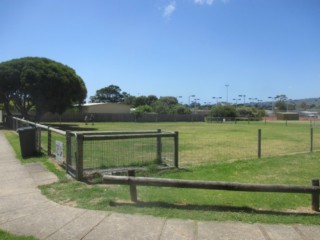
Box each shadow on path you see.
[110,200,319,217]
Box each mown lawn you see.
[39,151,320,225]
[46,120,320,167]
[3,120,320,225]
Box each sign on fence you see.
[55,140,63,162]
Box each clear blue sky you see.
[1,0,319,104]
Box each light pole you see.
[233,98,237,105]
[238,94,246,104]
[225,84,229,103]
[213,97,222,104]
[188,95,195,106]
[268,96,274,115]
[286,99,292,112]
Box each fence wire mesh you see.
[82,136,175,170]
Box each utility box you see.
[17,127,36,158]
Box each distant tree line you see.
[210,105,266,119]
[89,85,191,115]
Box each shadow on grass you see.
[47,123,97,132]
[110,200,319,217]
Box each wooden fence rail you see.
[103,171,320,211]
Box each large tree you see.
[89,84,126,103]
[152,96,179,114]
[0,57,87,120]
[274,94,288,111]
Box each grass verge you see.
[3,128,320,225]
[0,230,37,240]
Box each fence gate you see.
[65,131,78,178]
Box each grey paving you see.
[0,129,320,240]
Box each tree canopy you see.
[274,94,288,111]
[89,85,127,103]
[0,57,87,120]
[211,105,237,118]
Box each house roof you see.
[82,102,128,106]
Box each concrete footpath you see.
[0,130,320,240]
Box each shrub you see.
[211,105,237,118]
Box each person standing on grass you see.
[84,115,88,125]
[90,114,95,125]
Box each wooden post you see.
[258,129,262,159]
[48,127,52,156]
[156,129,162,164]
[174,131,179,168]
[310,127,313,152]
[312,179,319,211]
[76,134,84,181]
[128,170,137,202]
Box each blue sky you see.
[1,0,320,104]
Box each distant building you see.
[277,112,299,120]
[82,103,131,114]
[299,111,319,118]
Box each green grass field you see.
[4,120,320,224]
[46,120,320,168]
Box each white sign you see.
[55,141,63,162]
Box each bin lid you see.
[16,126,35,132]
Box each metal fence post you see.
[76,134,84,181]
[174,131,179,168]
[157,129,162,164]
[258,129,262,159]
[310,127,313,152]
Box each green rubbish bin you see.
[17,127,36,158]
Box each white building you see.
[82,103,131,114]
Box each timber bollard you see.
[128,170,138,202]
[257,129,261,159]
[312,179,319,211]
